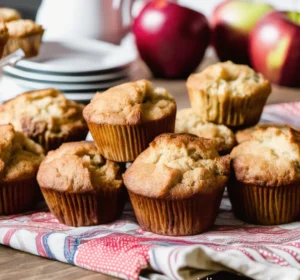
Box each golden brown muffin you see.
[0,88,88,152]
[83,79,177,162]
[0,124,44,214]
[124,133,230,235]
[229,126,300,225]
[3,19,44,57]
[37,141,126,227]
[0,8,21,22]
[0,21,8,57]
[235,123,289,144]
[187,61,271,127]
[176,108,235,154]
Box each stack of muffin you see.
[0,7,44,58]
[0,60,299,236]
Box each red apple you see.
[133,0,210,79]
[211,0,273,65]
[250,11,300,87]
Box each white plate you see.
[63,93,95,101]
[0,76,95,104]
[4,64,137,83]
[9,75,131,91]
[15,38,137,73]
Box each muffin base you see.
[41,187,126,227]
[188,88,270,127]
[0,42,6,58]
[32,126,89,152]
[228,179,300,225]
[0,179,40,215]
[128,189,224,236]
[88,111,176,162]
[3,32,44,58]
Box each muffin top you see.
[83,80,176,125]
[0,21,8,44]
[37,142,123,193]
[236,123,289,144]
[6,19,44,37]
[187,61,271,97]
[0,8,21,22]
[0,124,44,183]
[175,108,235,154]
[231,126,300,187]
[0,88,87,139]
[124,133,230,199]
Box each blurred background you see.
[1,0,300,104]
[2,0,299,19]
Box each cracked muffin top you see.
[6,19,44,37]
[124,133,230,199]
[0,124,44,183]
[187,61,271,97]
[175,108,235,154]
[0,88,87,139]
[37,141,123,193]
[83,79,176,125]
[231,126,300,187]
[0,8,21,22]
[235,123,289,144]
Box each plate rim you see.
[15,38,137,73]
[4,66,133,83]
[8,74,131,91]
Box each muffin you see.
[3,19,44,57]
[37,141,126,227]
[0,124,44,214]
[83,80,177,162]
[124,133,230,235]
[176,108,235,154]
[236,123,288,144]
[187,61,271,127]
[0,88,88,152]
[0,8,21,23]
[0,21,8,57]
[229,126,300,225]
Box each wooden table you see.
[1,61,300,279]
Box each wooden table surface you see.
[1,58,300,280]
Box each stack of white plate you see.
[1,37,138,103]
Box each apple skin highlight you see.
[211,0,273,65]
[133,1,210,79]
[250,11,300,87]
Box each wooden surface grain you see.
[0,245,118,280]
[0,245,250,280]
[1,57,300,280]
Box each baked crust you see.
[175,108,235,154]
[0,124,44,183]
[0,8,21,22]
[231,126,300,187]
[124,133,230,199]
[6,19,44,38]
[236,123,289,144]
[186,61,271,127]
[37,141,123,193]
[0,21,8,56]
[0,21,8,42]
[83,79,176,125]
[0,88,88,142]
[187,61,271,98]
